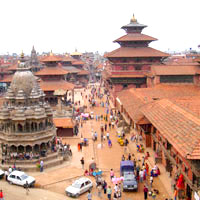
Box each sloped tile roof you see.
[152,64,200,75]
[39,80,74,91]
[53,118,74,128]
[114,34,157,42]
[35,67,69,76]
[141,99,200,159]
[105,47,169,58]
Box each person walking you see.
[105,124,107,131]
[0,189,4,200]
[150,175,154,189]
[4,170,8,181]
[144,185,148,200]
[107,186,112,200]
[40,160,44,172]
[97,184,102,198]
[24,181,30,195]
[106,132,110,140]
[102,180,107,194]
[139,170,144,183]
[110,169,114,180]
[87,190,92,200]
[80,157,84,169]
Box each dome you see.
[11,69,37,97]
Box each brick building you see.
[103,14,169,102]
[116,85,200,199]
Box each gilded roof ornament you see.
[130,14,137,23]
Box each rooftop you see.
[35,67,69,76]
[39,80,74,92]
[53,118,74,128]
[141,99,200,160]
[114,34,157,42]
[105,47,169,58]
[151,64,200,75]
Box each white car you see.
[7,170,35,187]
[65,177,93,197]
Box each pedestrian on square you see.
[144,185,148,200]
[152,189,157,199]
[4,170,8,181]
[101,132,103,142]
[106,132,110,140]
[107,186,112,200]
[139,170,144,182]
[113,192,118,200]
[128,153,131,160]
[102,180,107,194]
[80,157,84,169]
[111,121,115,129]
[108,139,112,147]
[109,122,111,130]
[150,175,154,189]
[40,160,44,172]
[24,181,30,195]
[110,169,114,179]
[105,124,107,131]
[97,184,102,198]
[0,189,4,200]
[87,190,92,200]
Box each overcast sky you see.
[0,0,200,55]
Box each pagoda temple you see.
[0,53,63,171]
[103,14,169,101]
[35,52,75,105]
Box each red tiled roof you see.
[114,34,157,42]
[72,60,85,65]
[77,70,89,75]
[106,47,169,58]
[0,75,13,83]
[152,64,200,75]
[117,85,200,123]
[35,67,69,76]
[141,99,200,159]
[39,80,74,91]
[53,118,74,128]
[40,55,62,62]
[7,63,18,71]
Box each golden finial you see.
[130,14,137,23]
[21,50,24,58]
[50,50,53,56]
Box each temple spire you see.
[130,14,137,23]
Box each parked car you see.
[7,170,35,187]
[123,171,138,191]
[65,177,93,198]
[0,169,4,179]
